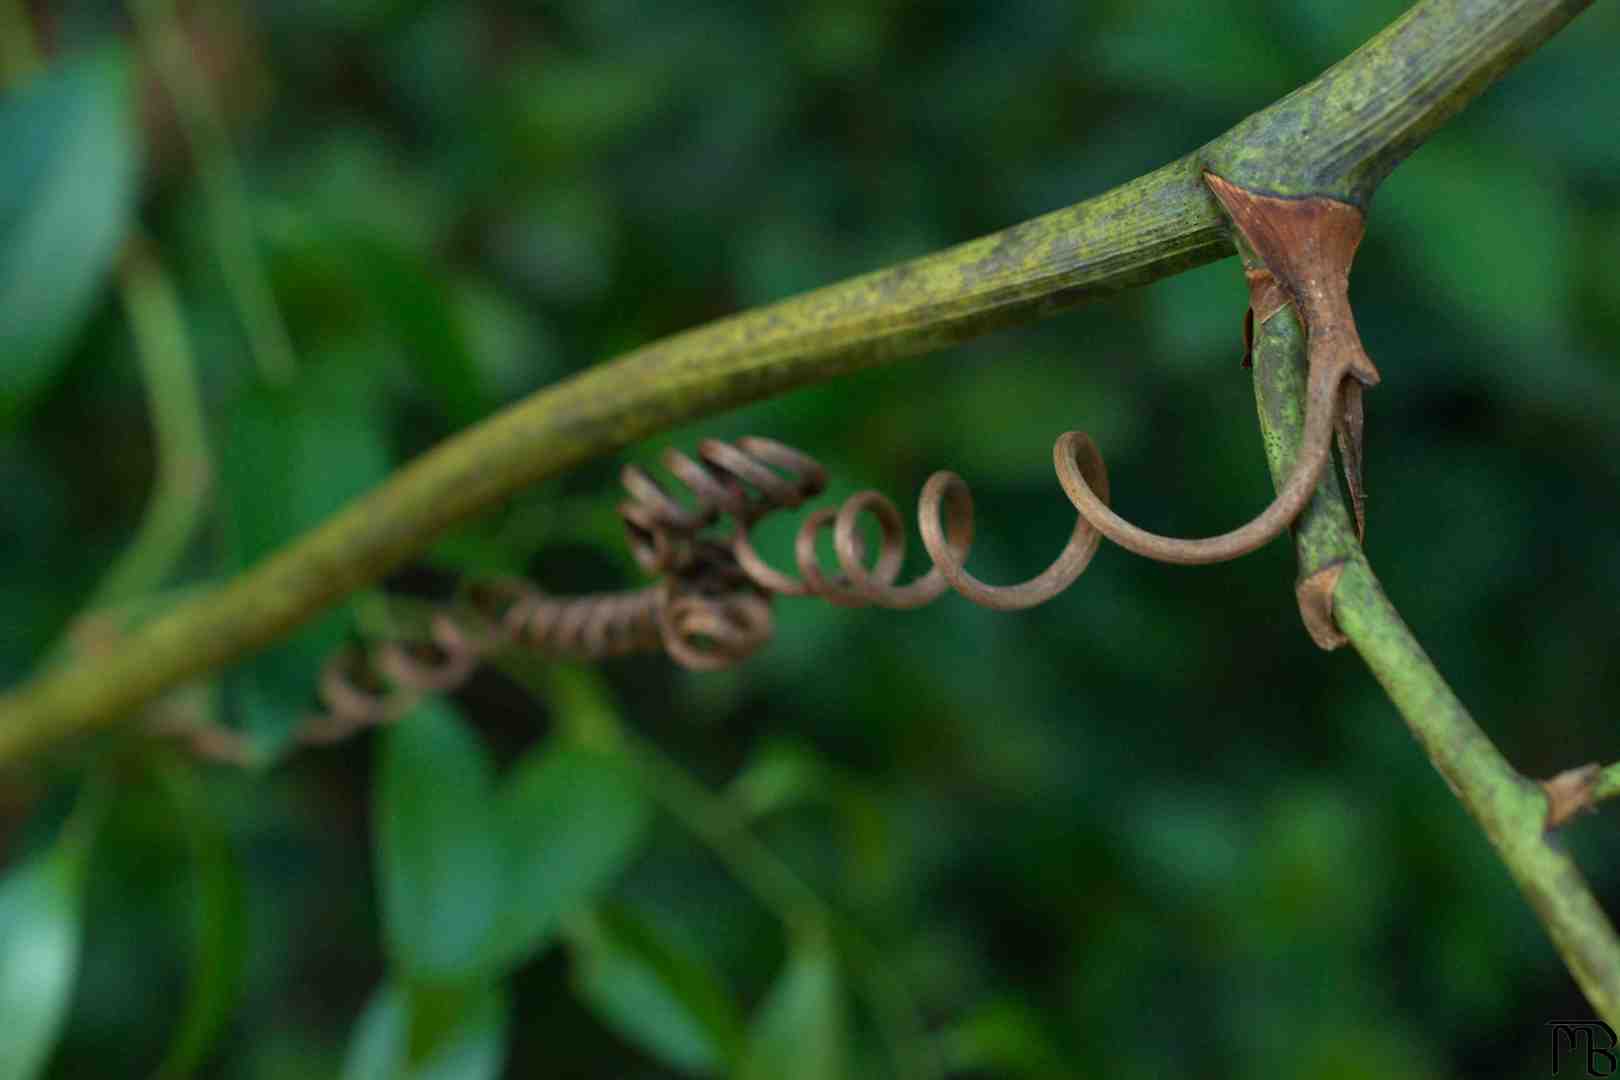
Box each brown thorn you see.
[1542,764,1603,831]
[1209,170,1377,543]
[1295,561,1349,650]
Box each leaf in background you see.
[217,353,391,754]
[486,745,651,972]
[1380,140,1574,349]
[727,740,830,820]
[376,698,504,982]
[0,785,104,1080]
[727,739,890,894]
[331,225,491,427]
[543,663,628,749]
[937,999,1074,1079]
[738,929,849,1080]
[342,980,509,1080]
[565,903,744,1075]
[0,49,139,425]
[1088,0,1299,109]
[153,763,247,1080]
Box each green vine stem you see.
[76,240,213,619]
[1248,296,1620,1024]
[0,0,1595,763]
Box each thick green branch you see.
[1209,0,1593,203]
[1250,303,1620,1024]
[0,0,1593,763]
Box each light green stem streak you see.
[1249,303,1620,1023]
[78,244,213,615]
[130,0,298,385]
[0,0,1593,763]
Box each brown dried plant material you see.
[1337,381,1368,541]
[1241,268,1290,369]
[1542,764,1603,830]
[1204,174,1379,386]
[1207,171,1375,543]
[1296,562,1349,650]
[1245,267,1290,325]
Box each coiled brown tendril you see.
[307,360,1357,737]
[174,170,1374,756]
[1055,353,1349,565]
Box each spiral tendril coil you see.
[301,363,1350,743]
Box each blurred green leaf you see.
[543,663,628,750]
[376,698,504,982]
[0,49,138,425]
[342,980,509,1080]
[938,999,1074,1078]
[728,740,830,820]
[486,744,651,972]
[449,278,561,402]
[1380,141,1574,347]
[153,764,247,1080]
[726,739,889,893]
[738,928,849,1080]
[507,57,668,162]
[565,903,744,1075]
[218,356,391,564]
[0,784,104,1080]
[326,225,491,427]
[1089,0,1298,107]
[218,355,391,752]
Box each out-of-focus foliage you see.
[0,783,99,1080]
[0,48,137,425]
[2,0,1619,1076]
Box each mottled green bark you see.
[0,0,1596,762]
[1250,302,1620,1024]
[1208,0,1593,204]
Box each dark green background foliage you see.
[3,1,1620,1076]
